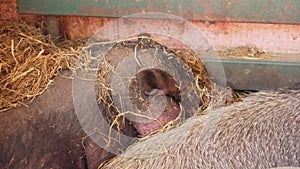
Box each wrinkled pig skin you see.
[130,69,181,137]
[137,69,180,100]
[103,84,300,169]
[133,97,180,137]
[0,70,137,169]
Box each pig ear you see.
[138,69,157,84]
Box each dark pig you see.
[0,70,137,169]
[129,68,181,137]
[103,85,300,169]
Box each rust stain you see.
[59,14,300,54]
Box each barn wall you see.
[0,0,43,21]
[2,0,300,54]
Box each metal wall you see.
[18,0,300,24]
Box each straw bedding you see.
[0,21,82,112]
[77,35,215,137]
[0,21,240,138]
[0,21,250,169]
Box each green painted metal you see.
[202,58,300,90]
[17,0,300,24]
[16,0,300,90]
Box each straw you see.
[0,21,82,112]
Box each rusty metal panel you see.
[17,0,300,24]
[203,58,300,90]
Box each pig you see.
[128,68,181,137]
[103,36,211,137]
[0,70,137,169]
[0,66,201,168]
[102,84,300,169]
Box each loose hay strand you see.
[0,21,82,112]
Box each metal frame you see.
[17,0,300,90]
